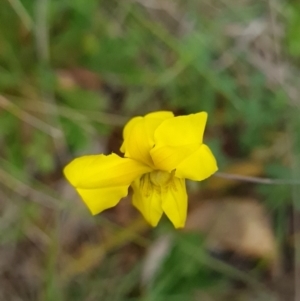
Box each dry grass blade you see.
[7,0,33,31]
[60,217,149,283]
[0,95,62,138]
[0,167,60,209]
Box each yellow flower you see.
[63,111,218,228]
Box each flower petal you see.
[63,153,151,214]
[150,112,208,170]
[121,111,174,167]
[153,112,208,147]
[121,112,174,155]
[123,118,156,166]
[161,177,187,228]
[175,144,218,181]
[150,143,199,172]
[64,153,151,188]
[120,116,142,154]
[131,174,163,227]
[144,111,174,120]
[76,186,129,215]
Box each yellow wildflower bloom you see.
[64,111,217,228]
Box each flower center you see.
[149,170,173,187]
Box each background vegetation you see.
[1,0,300,300]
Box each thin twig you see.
[215,171,300,186]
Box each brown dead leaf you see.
[185,198,277,263]
[142,198,279,287]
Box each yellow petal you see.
[120,116,142,153]
[64,153,151,188]
[131,174,163,227]
[153,112,208,147]
[161,177,187,228]
[175,144,218,181]
[144,111,174,120]
[150,143,199,172]
[150,112,208,170]
[121,111,174,154]
[77,186,129,215]
[123,118,155,166]
[63,153,151,214]
[121,111,174,167]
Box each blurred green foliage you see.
[0,0,300,300]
